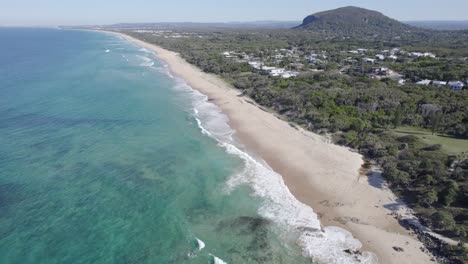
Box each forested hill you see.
[295,6,420,37]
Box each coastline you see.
[112,31,435,263]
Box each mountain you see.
[295,6,417,37]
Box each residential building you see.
[448,81,465,90]
[416,79,432,86]
[432,81,447,87]
[370,67,389,75]
[375,54,385,60]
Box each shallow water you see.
[0,28,382,264]
[0,28,312,264]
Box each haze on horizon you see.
[1,0,468,26]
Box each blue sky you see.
[1,0,467,26]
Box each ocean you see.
[0,28,376,264]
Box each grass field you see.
[393,126,468,155]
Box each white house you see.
[390,48,401,54]
[281,71,299,78]
[416,79,432,86]
[262,67,286,77]
[432,81,447,87]
[344,57,358,63]
[448,81,465,90]
[375,54,385,60]
[409,52,424,57]
[424,53,436,58]
[262,66,277,71]
[248,61,263,69]
[308,57,323,64]
[388,55,398,60]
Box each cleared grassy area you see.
[393,126,468,154]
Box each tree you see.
[419,189,438,206]
[431,211,456,231]
[393,106,403,128]
[439,180,459,206]
[383,166,410,186]
[350,117,367,132]
[430,111,443,135]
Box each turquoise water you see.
[0,28,311,263]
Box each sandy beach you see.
[115,32,435,264]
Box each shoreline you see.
[112,31,435,263]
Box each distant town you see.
[133,29,467,90]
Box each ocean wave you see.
[139,47,152,54]
[136,55,155,67]
[154,63,175,78]
[209,254,228,264]
[157,59,378,264]
[299,226,379,264]
[196,237,205,251]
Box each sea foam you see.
[136,55,155,67]
[153,53,379,264]
[196,237,205,251]
[209,254,228,264]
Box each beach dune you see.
[116,32,434,264]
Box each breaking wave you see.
[150,50,379,264]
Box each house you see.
[432,81,447,87]
[363,58,376,63]
[370,67,390,75]
[390,48,401,54]
[344,57,358,63]
[308,57,323,64]
[416,79,432,86]
[290,62,304,69]
[262,66,277,71]
[248,61,263,70]
[409,52,424,57]
[281,71,299,78]
[340,66,351,74]
[398,79,406,85]
[262,67,286,77]
[388,55,398,60]
[409,52,436,58]
[375,54,385,60]
[448,81,465,90]
[424,53,436,58]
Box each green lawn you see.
[393,126,468,155]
